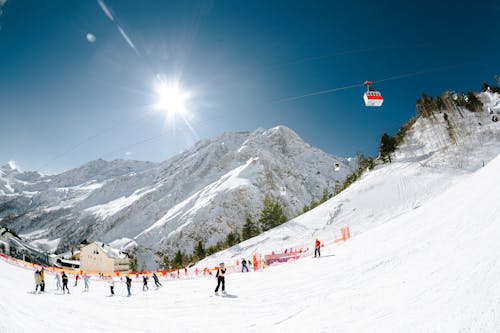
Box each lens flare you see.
[153,79,194,132]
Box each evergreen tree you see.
[242,216,259,241]
[271,200,288,226]
[195,241,205,260]
[173,250,184,268]
[309,200,319,210]
[379,132,396,163]
[225,231,240,247]
[159,256,170,270]
[320,188,330,203]
[259,196,275,231]
[259,196,287,231]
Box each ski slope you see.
[2,152,500,332]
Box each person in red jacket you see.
[314,239,321,258]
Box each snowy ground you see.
[2,152,500,332]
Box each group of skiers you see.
[31,239,325,297]
[34,268,166,297]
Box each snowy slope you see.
[2,91,500,266]
[0,126,351,261]
[1,149,500,332]
[394,91,500,170]
[197,91,500,265]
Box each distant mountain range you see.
[0,126,353,267]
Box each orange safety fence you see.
[0,225,352,281]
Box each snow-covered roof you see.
[89,242,128,260]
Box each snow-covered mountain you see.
[0,126,352,261]
[198,90,500,265]
[2,92,500,332]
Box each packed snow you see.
[2,92,500,331]
[1,149,500,332]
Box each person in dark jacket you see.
[142,275,149,291]
[108,278,115,296]
[40,267,46,292]
[214,262,227,295]
[126,276,132,296]
[241,259,249,272]
[152,273,162,287]
[62,272,70,294]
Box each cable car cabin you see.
[363,81,383,107]
[363,90,383,107]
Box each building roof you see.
[84,242,128,260]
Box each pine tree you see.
[159,256,170,270]
[320,188,330,203]
[379,132,396,163]
[259,196,275,231]
[173,250,184,268]
[271,200,288,226]
[225,231,240,247]
[195,241,205,260]
[258,197,289,232]
[242,216,259,241]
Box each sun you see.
[155,83,190,117]
[151,78,196,133]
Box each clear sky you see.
[1,0,499,173]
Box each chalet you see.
[80,242,130,273]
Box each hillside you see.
[1,124,500,332]
[0,126,351,264]
[197,90,500,266]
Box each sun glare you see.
[155,83,190,117]
[151,78,196,134]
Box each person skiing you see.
[74,274,79,287]
[83,274,89,291]
[214,262,227,295]
[125,275,132,296]
[62,272,70,294]
[241,258,249,273]
[152,272,162,287]
[314,239,321,258]
[55,272,62,290]
[142,275,149,291]
[34,270,42,293]
[108,277,115,296]
[40,267,45,292]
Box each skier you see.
[62,272,70,294]
[34,270,42,293]
[314,239,321,258]
[214,262,227,295]
[74,274,79,287]
[40,267,45,292]
[142,275,149,291]
[126,275,132,296]
[152,272,162,287]
[83,274,89,291]
[55,272,62,290]
[108,278,115,296]
[241,258,249,273]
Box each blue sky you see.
[1,0,499,173]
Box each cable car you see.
[363,81,383,107]
[334,163,340,171]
